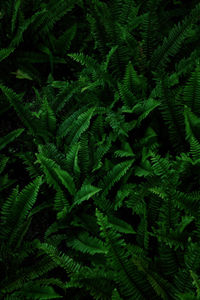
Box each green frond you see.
[33,278,66,290]
[36,151,76,196]
[99,159,134,199]
[10,9,47,47]
[65,142,81,175]
[92,134,112,172]
[176,292,198,300]
[107,214,136,234]
[112,288,123,300]
[32,0,75,36]
[1,256,57,295]
[10,281,62,299]
[38,143,68,171]
[51,80,79,113]
[86,8,109,57]
[102,46,119,72]
[150,3,200,70]
[141,7,160,63]
[40,97,56,138]
[118,81,137,108]
[189,135,200,162]
[0,155,9,174]
[136,98,160,127]
[185,242,200,272]
[54,167,76,196]
[78,132,91,176]
[184,105,200,142]
[157,244,178,277]
[96,209,152,300]
[68,52,100,72]
[150,151,172,182]
[53,188,71,213]
[0,128,24,151]
[0,85,39,136]
[67,231,107,255]
[106,110,129,137]
[11,0,21,33]
[56,23,77,56]
[0,186,19,239]
[69,107,95,146]
[72,183,102,208]
[17,151,42,179]
[114,183,134,210]
[190,270,200,298]
[132,255,176,300]
[66,267,114,300]
[36,153,62,190]
[2,177,42,247]
[57,106,92,138]
[183,65,200,115]
[0,47,15,62]
[35,241,82,274]
[155,74,185,151]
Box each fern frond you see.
[40,96,56,138]
[10,281,62,299]
[57,105,91,138]
[69,107,95,145]
[0,176,42,247]
[35,241,82,274]
[96,209,152,299]
[10,9,47,47]
[150,3,200,70]
[183,65,200,115]
[33,0,75,36]
[11,0,21,33]
[0,155,9,174]
[67,231,107,255]
[56,23,77,56]
[0,128,24,151]
[54,167,76,196]
[0,85,39,136]
[72,183,102,208]
[184,105,200,142]
[99,159,134,199]
[0,47,15,62]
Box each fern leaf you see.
[0,128,24,151]
[150,3,200,70]
[10,9,47,47]
[99,159,134,197]
[54,167,76,196]
[107,215,136,234]
[72,184,102,208]
[12,282,62,299]
[183,65,200,115]
[184,105,200,141]
[35,241,82,274]
[70,107,95,145]
[96,209,151,299]
[0,177,42,246]
[67,231,107,255]
[0,155,9,174]
[11,0,21,33]
[0,48,15,63]
[0,85,38,135]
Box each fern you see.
[0,128,24,151]
[150,3,200,70]
[0,176,43,247]
[183,64,200,115]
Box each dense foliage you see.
[1,0,200,299]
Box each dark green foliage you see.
[1,0,200,299]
